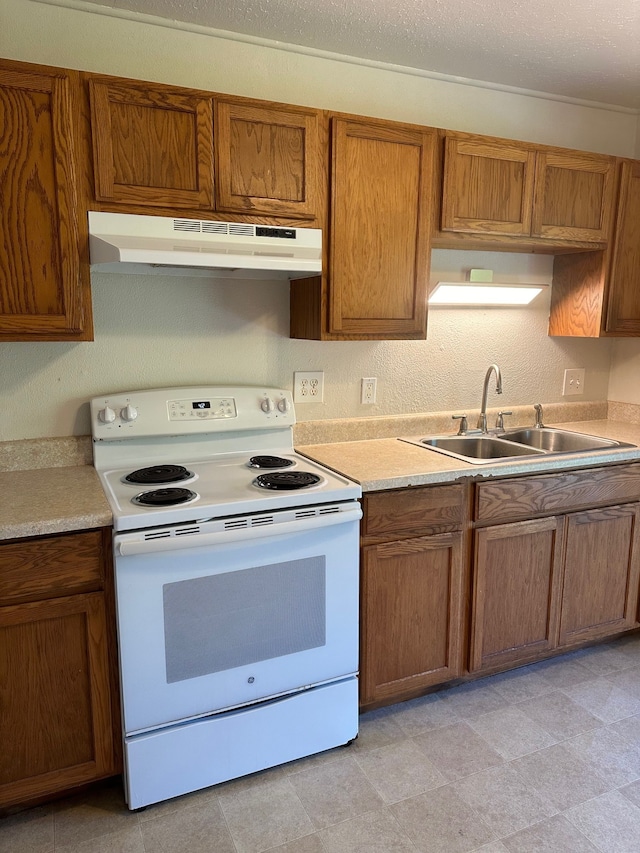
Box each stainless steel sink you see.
[400,428,635,465]
[501,427,634,453]
[400,435,546,465]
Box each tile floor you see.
[3,634,640,853]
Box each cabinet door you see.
[215,100,320,219]
[605,160,640,335]
[441,135,536,236]
[532,150,615,242]
[0,592,116,808]
[559,504,640,646]
[470,518,564,672]
[89,79,214,208]
[0,63,91,340]
[360,533,464,706]
[329,118,435,338]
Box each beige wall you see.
[1,0,636,440]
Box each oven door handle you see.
[116,505,363,556]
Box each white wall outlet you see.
[293,371,324,402]
[361,377,377,404]
[562,368,585,396]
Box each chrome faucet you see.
[477,364,503,432]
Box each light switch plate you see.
[562,368,585,396]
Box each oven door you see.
[113,503,361,735]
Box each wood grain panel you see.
[441,135,536,235]
[605,160,640,335]
[548,250,607,338]
[0,593,115,806]
[470,517,563,671]
[362,484,465,543]
[0,63,90,339]
[475,464,640,523]
[360,533,464,704]
[559,504,640,645]
[329,118,435,337]
[89,78,214,208]
[215,101,320,218]
[532,150,616,242]
[0,530,106,605]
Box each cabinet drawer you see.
[362,484,466,543]
[0,530,107,605]
[475,463,640,524]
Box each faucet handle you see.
[534,403,544,428]
[452,414,468,435]
[495,411,512,431]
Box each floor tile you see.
[414,721,503,781]
[56,826,146,853]
[510,742,611,810]
[266,834,325,852]
[0,804,54,853]
[565,790,640,853]
[573,643,639,676]
[136,785,220,823]
[318,807,418,852]
[438,680,508,720]
[516,690,602,740]
[487,665,554,704]
[452,764,557,837]
[471,844,509,853]
[139,797,235,853]
[287,754,384,830]
[354,738,446,803]
[53,781,138,848]
[534,655,595,689]
[217,776,314,853]
[354,706,409,752]
[391,692,460,736]
[500,814,600,852]
[606,666,640,702]
[565,726,640,788]
[609,713,640,746]
[619,779,640,809]
[390,785,496,853]
[560,675,640,723]
[467,705,557,760]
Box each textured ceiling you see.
[74,0,640,108]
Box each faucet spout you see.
[477,364,503,432]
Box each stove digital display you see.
[192,401,211,410]
[168,397,237,420]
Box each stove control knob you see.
[98,406,116,424]
[277,397,291,413]
[120,404,138,422]
[261,397,275,413]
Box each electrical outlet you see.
[361,377,377,404]
[293,371,324,402]
[562,368,585,396]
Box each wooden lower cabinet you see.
[559,504,640,646]
[0,529,119,809]
[470,517,564,672]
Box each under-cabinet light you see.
[429,282,546,306]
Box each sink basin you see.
[501,427,634,453]
[400,428,635,465]
[400,435,546,465]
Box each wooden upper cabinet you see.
[441,136,536,236]
[604,160,640,334]
[0,62,92,340]
[328,118,436,338]
[441,131,615,246]
[89,78,214,208]
[532,149,615,242]
[215,100,320,219]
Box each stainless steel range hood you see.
[88,212,322,279]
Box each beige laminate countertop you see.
[297,419,640,492]
[0,465,112,541]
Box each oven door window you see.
[163,556,326,683]
[114,519,359,735]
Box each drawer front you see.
[362,484,466,543]
[0,530,107,605]
[475,463,640,524]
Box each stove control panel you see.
[91,386,296,440]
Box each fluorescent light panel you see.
[429,282,545,306]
